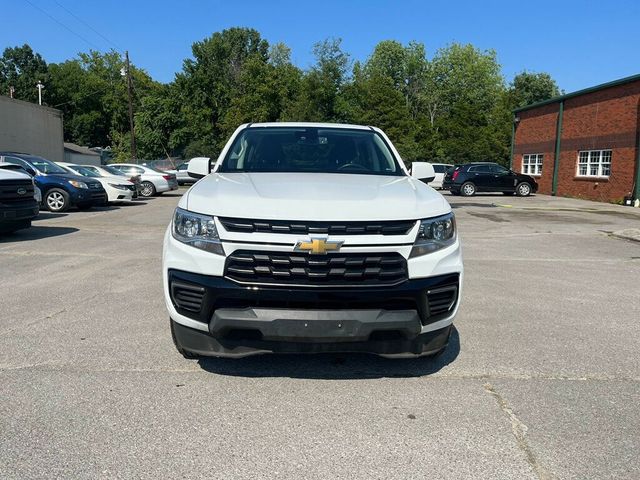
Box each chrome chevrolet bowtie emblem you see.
[294,237,344,255]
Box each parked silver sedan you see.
[107,164,179,197]
[165,160,201,185]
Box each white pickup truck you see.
[163,123,463,358]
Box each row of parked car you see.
[0,151,195,234]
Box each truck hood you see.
[185,172,450,221]
[0,168,31,181]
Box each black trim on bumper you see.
[168,269,460,327]
[172,319,452,358]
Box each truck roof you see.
[246,122,372,130]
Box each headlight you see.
[410,212,456,257]
[68,180,88,189]
[172,207,224,255]
[108,183,129,190]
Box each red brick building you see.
[511,74,640,204]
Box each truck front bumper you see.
[167,269,460,358]
[172,318,452,358]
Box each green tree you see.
[285,38,350,122]
[340,41,422,160]
[174,27,270,152]
[219,42,302,140]
[0,44,48,103]
[135,83,185,159]
[510,71,562,108]
[421,44,507,164]
[48,50,157,152]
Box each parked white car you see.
[78,165,142,197]
[415,162,453,189]
[107,163,178,197]
[57,162,135,203]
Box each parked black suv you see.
[442,162,538,196]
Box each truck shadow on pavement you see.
[197,327,460,379]
[0,225,78,242]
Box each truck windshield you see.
[218,127,403,176]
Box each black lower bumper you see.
[0,203,39,232]
[168,269,459,357]
[172,319,452,358]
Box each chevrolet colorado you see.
[163,123,463,358]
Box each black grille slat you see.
[426,285,458,317]
[219,217,417,236]
[171,281,205,313]
[225,251,408,287]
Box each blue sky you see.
[2,0,639,92]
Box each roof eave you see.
[514,72,640,113]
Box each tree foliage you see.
[1,29,562,166]
[509,71,562,108]
[0,45,48,103]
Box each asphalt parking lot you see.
[1,190,639,479]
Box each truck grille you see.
[219,217,416,236]
[0,179,34,204]
[225,250,408,286]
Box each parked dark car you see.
[442,162,538,196]
[0,152,107,212]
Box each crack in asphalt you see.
[0,308,68,336]
[0,364,638,383]
[0,293,103,335]
[484,382,552,480]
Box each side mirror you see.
[410,162,436,183]
[26,167,37,176]
[187,157,211,179]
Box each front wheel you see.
[45,188,70,212]
[140,181,156,197]
[516,182,532,197]
[460,182,476,197]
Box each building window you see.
[577,150,611,177]
[522,154,543,175]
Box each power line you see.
[53,0,122,52]
[22,0,102,51]
[52,86,110,108]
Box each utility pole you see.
[36,81,44,105]
[124,51,137,160]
